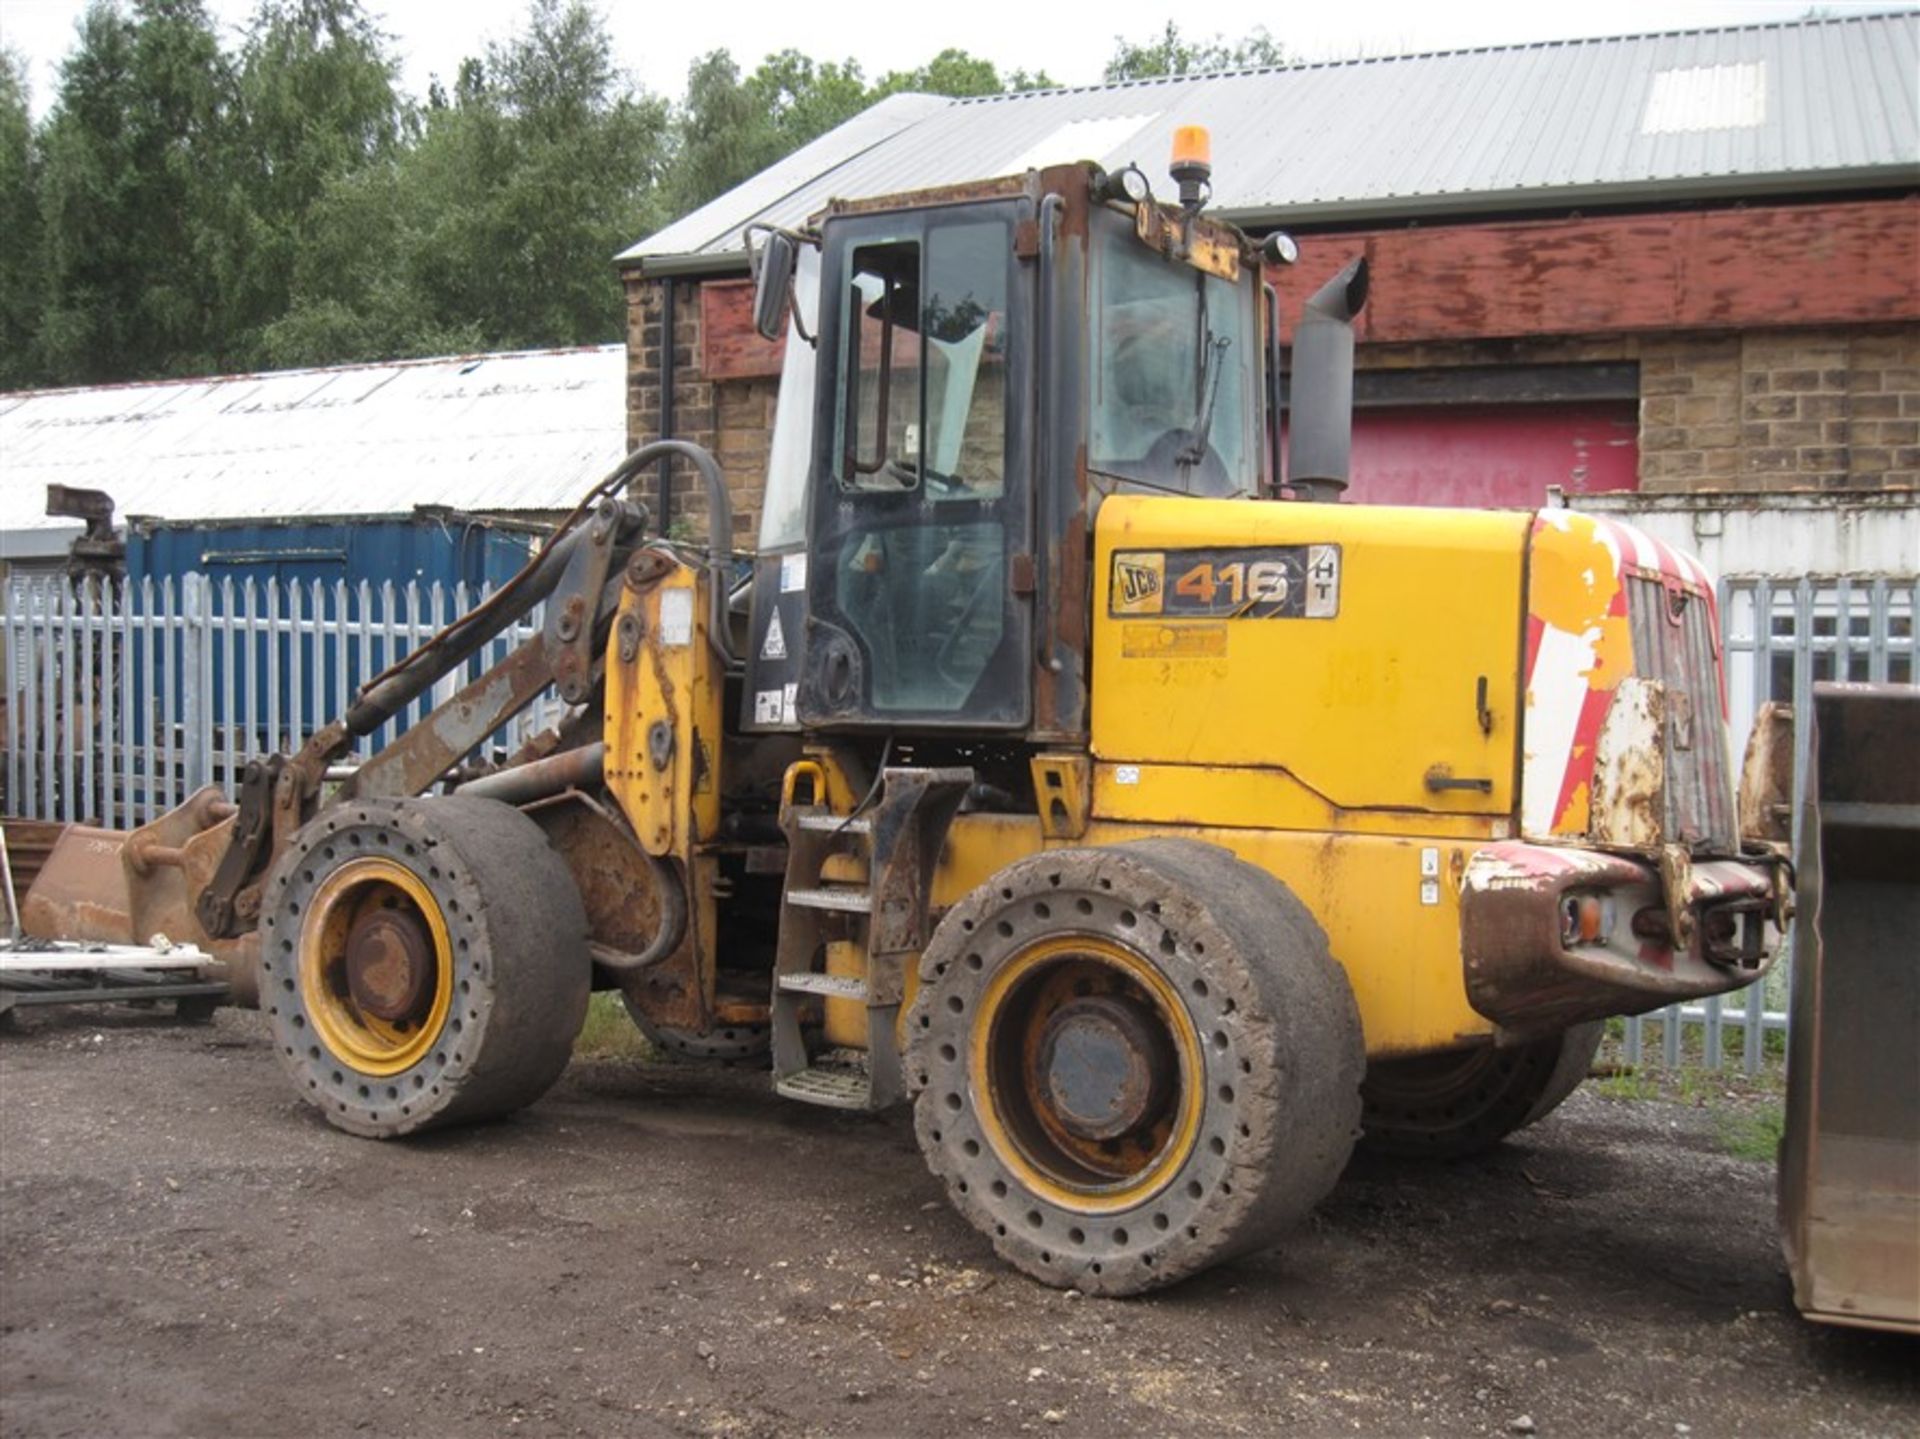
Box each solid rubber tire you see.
[619,992,772,1063]
[259,796,590,1138]
[906,838,1364,1296]
[1357,1021,1604,1160]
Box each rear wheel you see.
[620,996,772,1063]
[1358,1022,1603,1159]
[259,796,590,1138]
[907,840,1362,1296]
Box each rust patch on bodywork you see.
[530,794,685,978]
[1738,701,1795,845]
[1589,678,1666,848]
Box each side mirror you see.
[752,230,798,341]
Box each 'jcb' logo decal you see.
[1111,554,1166,615]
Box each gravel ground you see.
[1,1004,1914,1438]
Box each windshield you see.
[1089,212,1257,497]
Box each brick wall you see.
[625,275,774,548]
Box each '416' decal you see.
[1110,545,1341,619]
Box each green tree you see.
[1104,21,1286,81]
[752,49,871,157]
[35,0,237,382]
[668,50,781,214]
[0,51,41,388]
[220,0,403,362]
[267,0,667,364]
[875,47,1057,98]
[669,47,872,214]
[669,45,1057,216]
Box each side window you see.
[836,240,920,492]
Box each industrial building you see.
[617,11,1918,587]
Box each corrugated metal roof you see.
[623,11,1919,270]
[0,345,627,537]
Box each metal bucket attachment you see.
[1780,682,1920,1333]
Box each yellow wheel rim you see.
[969,934,1203,1215]
[300,857,453,1077]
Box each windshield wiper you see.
[1179,332,1231,471]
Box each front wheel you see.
[907,840,1362,1296]
[259,796,590,1138]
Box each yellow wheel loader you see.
[10,135,1794,1296]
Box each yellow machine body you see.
[1083,495,1529,1054]
[602,561,728,1033]
[901,495,1526,1058]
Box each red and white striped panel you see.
[1520,511,1721,840]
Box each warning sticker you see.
[1108,546,1341,620]
[1120,622,1228,659]
[760,609,787,661]
[779,552,808,593]
[658,587,694,645]
[753,688,783,724]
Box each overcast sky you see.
[2,0,1899,117]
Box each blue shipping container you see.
[126,513,540,593]
[120,513,547,754]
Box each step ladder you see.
[771,765,972,1110]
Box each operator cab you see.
[739,157,1269,740]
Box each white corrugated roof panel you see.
[618,92,951,263]
[0,346,627,537]
[624,12,1919,268]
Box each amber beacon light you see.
[1169,124,1212,212]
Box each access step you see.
[776,972,869,1000]
[794,813,872,835]
[785,886,872,914]
[774,1065,874,1110]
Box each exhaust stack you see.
[1287,257,1369,504]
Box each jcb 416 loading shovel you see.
[6,141,1794,1297]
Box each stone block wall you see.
[1637,329,1919,491]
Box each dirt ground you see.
[1,1006,1913,1438]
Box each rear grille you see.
[1625,577,1738,853]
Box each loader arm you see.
[12,441,738,980]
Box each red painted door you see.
[1339,402,1639,508]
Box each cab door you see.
[797,203,1032,730]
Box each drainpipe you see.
[657,278,677,531]
[1287,258,1369,504]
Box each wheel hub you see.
[344,905,435,1023]
[1032,994,1175,1142]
